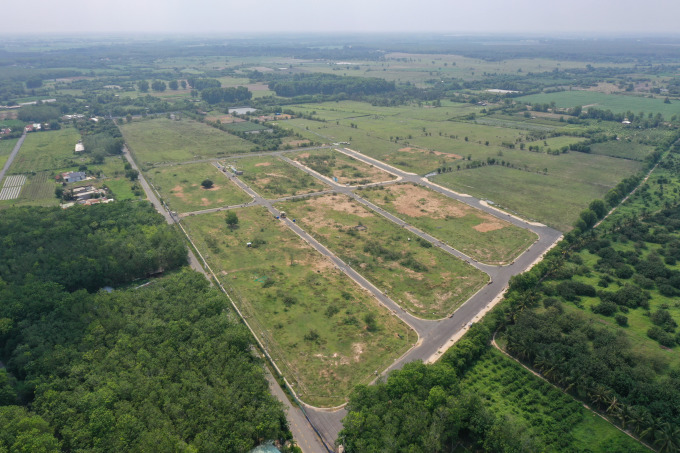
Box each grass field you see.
[461,349,647,452]
[358,183,536,264]
[9,128,82,174]
[432,152,643,231]
[228,155,328,199]
[222,121,269,133]
[277,194,488,318]
[120,118,253,165]
[290,148,397,185]
[590,141,654,160]
[182,207,414,407]
[0,137,18,169]
[147,162,251,213]
[518,90,680,118]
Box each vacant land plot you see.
[278,194,488,318]
[183,207,413,407]
[147,162,251,213]
[518,91,679,118]
[290,148,396,185]
[433,152,643,231]
[222,121,269,133]
[462,349,646,452]
[120,118,253,165]
[229,155,328,199]
[358,183,536,264]
[9,128,82,174]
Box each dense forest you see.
[0,202,187,291]
[0,202,292,452]
[267,74,395,97]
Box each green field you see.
[518,90,680,118]
[0,137,18,169]
[289,148,397,185]
[590,140,654,160]
[432,152,643,231]
[278,194,488,318]
[358,183,537,264]
[147,162,251,213]
[461,349,647,452]
[223,121,269,133]
[182,207,414,407]
[228,155,328,199]
[9,128,82,174]
[120,118,253,165]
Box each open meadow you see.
[358,183,536,264]
[431,151,643,231]
[147,162,251,213]
[0,137,18,169]
[9,128,82,174]
[182,207,414,407]
[120,118,253,165]
[227,155,328,199]
[277,193,488,318]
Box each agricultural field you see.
[461,349,647,452]
[222,121,269,133]
[357,183,536,264]
[518,90,680,118]
[277,193,488,318]
[120,118,253,165]
[0,171,58,209]
[9,128,82,174]
[0,137,18,169]
[147,162,251,213]
[182,207,414,407]
[290,148,397,185]
[227,155,328,199]
[590,140,654,161]
[432,151,644,231]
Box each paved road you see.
[0,132,26,183]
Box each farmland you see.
[228,155,328,198]
[0,137,18,169]
[290,148,397,185]
[9,128,82,174]
[182,207,414,407]
[120,118,253,165]
[147,162,251,213]
[357,183,536,264]
[277,193,488,318]
[0,171,58,208]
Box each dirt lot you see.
[399,147,463,160]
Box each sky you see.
[3,0,680,35]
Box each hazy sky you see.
[4,0,680,35]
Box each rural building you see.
[229,165,243,175]
[0,128,10,135]
[62,171,87,183]
[25,123,42,132]
[75,142,85,153]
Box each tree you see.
[180,80,187,89]
[225,211,239,229]
[151,80,166,92]
[201,179,214,189]
[137,80,149,92]
[168,80,179,90]
[589,199,608,219]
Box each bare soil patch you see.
[399,147,462,159]
[171,184,188,200]
[306,194,373,219]
[473,221,505,232]
[255,162,272,167]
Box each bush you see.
[592,301,618,316]
[615,314,628,326]
[201,179,214,189]
[647,326,676,347]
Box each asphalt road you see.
[0,132,26,183]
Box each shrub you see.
[201,179,214,189]
[592,301,618,316]
[615,314,628,326]
[647,326,676,347]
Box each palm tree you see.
[654,422,680,453]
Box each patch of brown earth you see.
[296,153,311,159]
[255,162,272,167]
[171,184,188,200]
[399,147,462,159]
[285,140,311,147]
[352,343,365,363]
[473,221,505,232]
[306,194,373,219]
[386,184,467,218]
